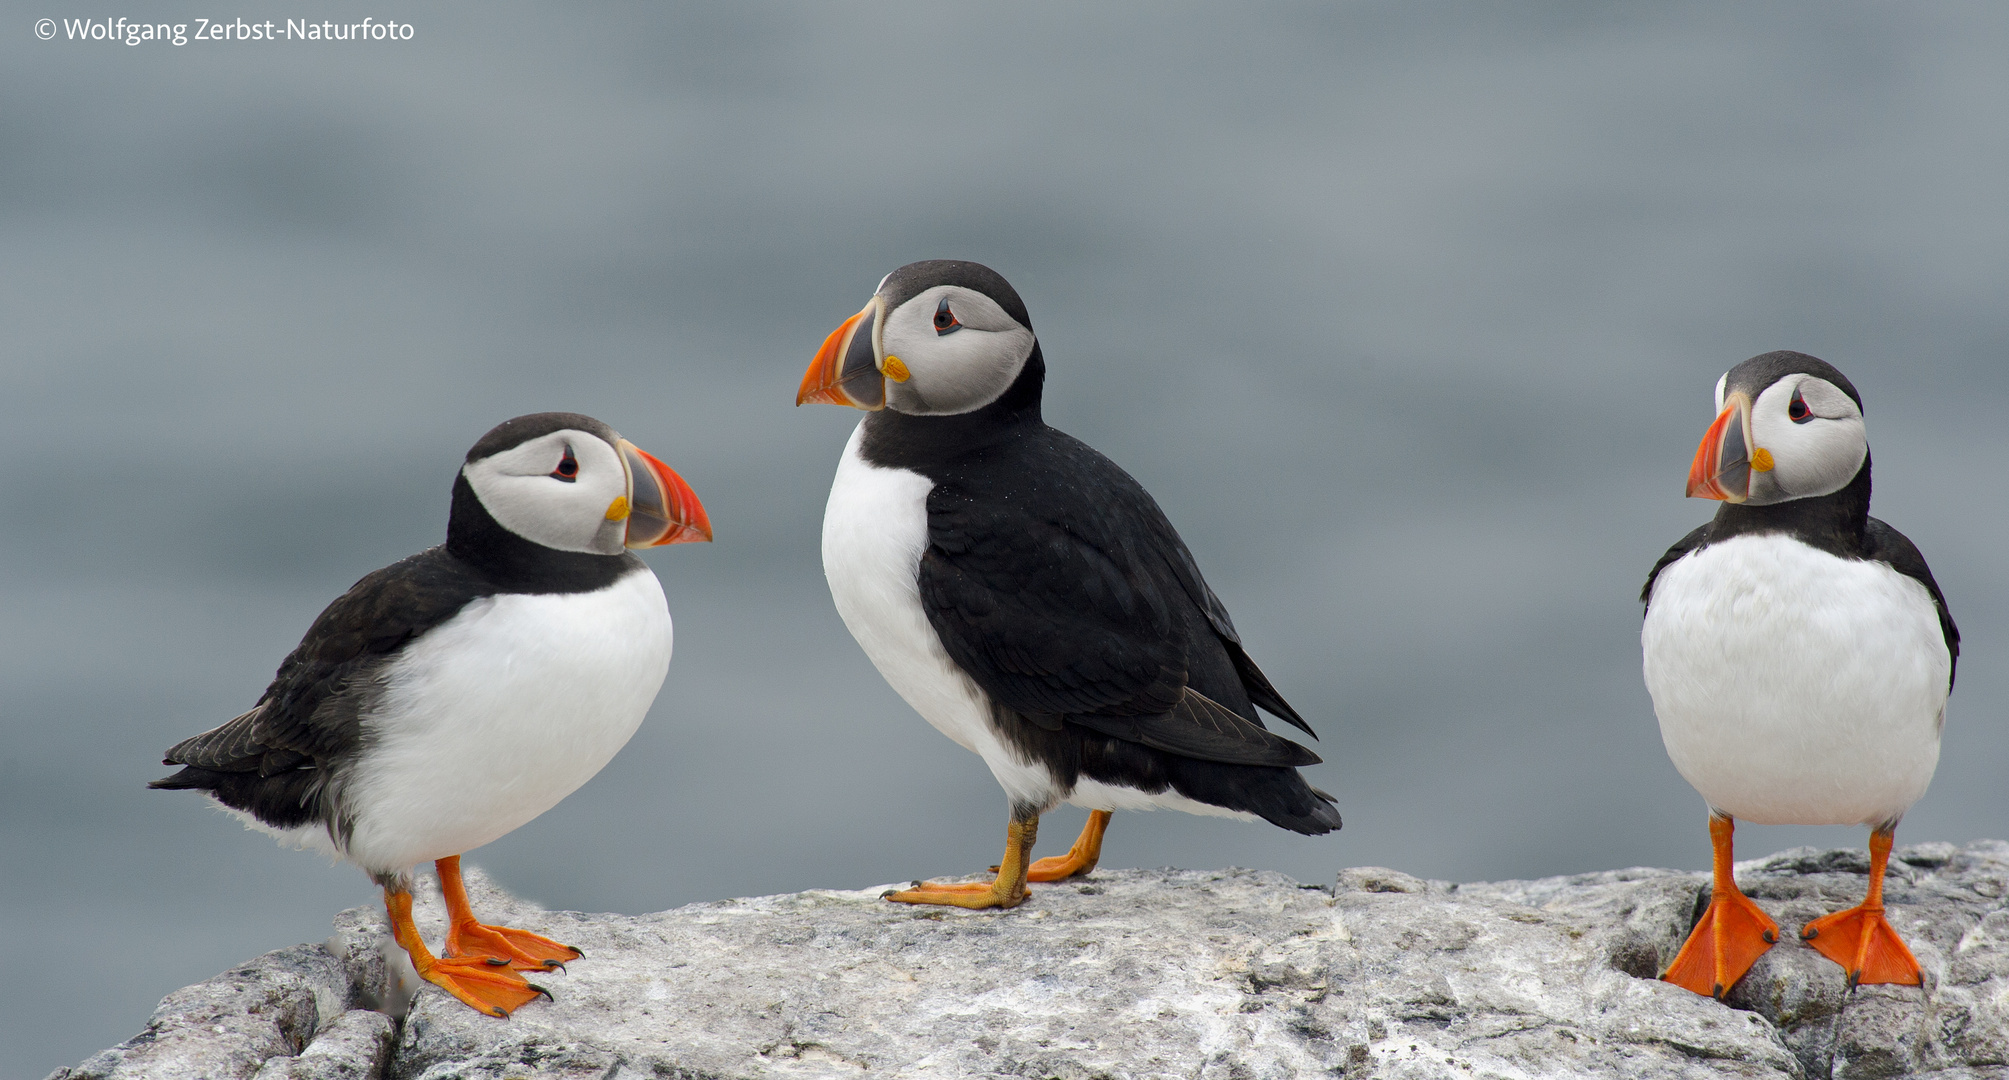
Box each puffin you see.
[795,259,1339,910]
[152,412,710,1016]
[1641,353,1957,998]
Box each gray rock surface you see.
[47,943,385,1080]
[52,841,2009,1079]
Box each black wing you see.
[1641,522,1712,608]
[918,435,1317,769]
[150,546,493,828]
[1154,530,1316,738]
[1864,517,1959,688]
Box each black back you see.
[861,352,1339,833]
[152,416,646,835]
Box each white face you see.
[878,284,1037,416]
[1743,374,1868,506]
[462,429,630,554]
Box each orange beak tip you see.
[619,442,713,548]
[681,504,715,545]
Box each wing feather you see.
[918,441,1320,768]
[1864,517,1959,688]
[150,547,488,827]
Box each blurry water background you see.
[3,2,2005,1074]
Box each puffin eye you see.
[1788,390,1812,424]
[551,446,579,481]
[933,297,961,336]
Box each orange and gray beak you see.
[1686,392,1756,503]
[797,295,889,410]
[613,439,711,547]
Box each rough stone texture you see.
[250,1010,398,1080]
[47,943,368,1080]
[53,841,2009,1079]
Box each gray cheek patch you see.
[1798,378,1860,421]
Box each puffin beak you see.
[797,296,887,410]
[614,439,712,547]
[1687,392,1755,503]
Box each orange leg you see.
[384,886,549,1017]
[1800,828,1922,987]
[1025,810,1111,882]
[436,856,583,971]
[886,816,1038,910]
[1663,815,1780,999]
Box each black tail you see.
[1166,758,1342,835]
[148,765,213,791]
[149,764,324,831]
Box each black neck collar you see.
[444,473,640,594]
[1707,452,1873,558]
[859,344,1046,470]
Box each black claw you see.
[490,1006,507,1017]
[1802,928,1818,940]
[484,956,510,967]
[1763,930,1777,943]
[541,959,566,972]
[527,982,553,1001]
[1711,983,1725,999]
[567,946,585,958]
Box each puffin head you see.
[458,412,711,554]
[796,260,1037,416]
[1687,351,1867,506]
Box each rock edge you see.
[51,841,2009,1079]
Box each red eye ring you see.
[551,446,579,481]
[1788,391,1812,424]
[933,297,961,335]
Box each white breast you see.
[820,422,1062,812]
[339,567,673,874]
[1642,532,1949,827]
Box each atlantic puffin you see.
[796,260,1339,910]
[152,412,710,1016]
[1641,353,1957,997]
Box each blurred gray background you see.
[4,1,2005,1074]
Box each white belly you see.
[1642,533,1948,826]
[339,567,673,873]
[820,422,1062,812]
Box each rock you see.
[249,1011,397,1080]
[47,943,363,1080]
[53,841,2009,1079]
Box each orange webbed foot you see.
[1663,888,1780,999]
[1025,853,1094,883]
[888,879,996,893]
[1024,810,1111,883]
[446,920,584,971]
[416,954,551,1017]
[386,876,554,1018]
[1802,904,1921,987]
[432,855,584,971]
[883,879,1029,909]
[1663,815,1780,999]
[887,817,1039,910]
